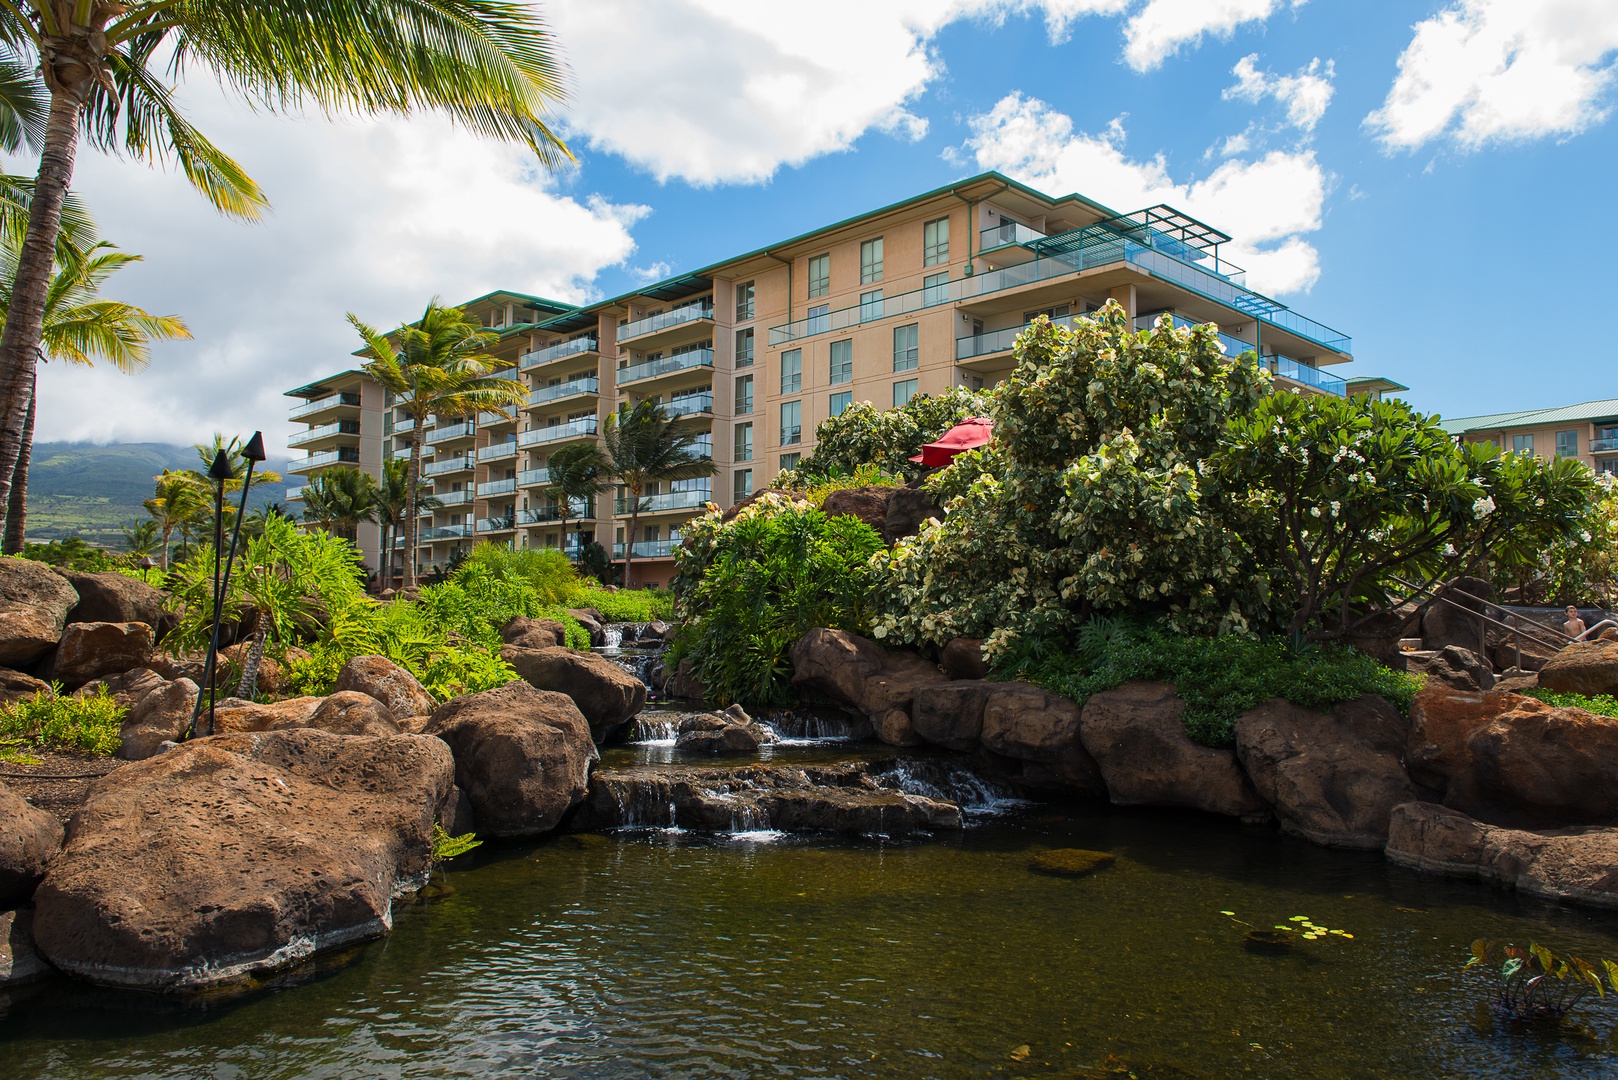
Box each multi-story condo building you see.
[283,368,387,562]
[1441,398,1618,476]
[287,172,1360,588]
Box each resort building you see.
[1440,398,1618,476]
[286,172,1361,587]
[283,368,388,565]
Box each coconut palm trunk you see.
[3,366,35,554]
[405,405,423,589]
[235,616,268,699]
[624,489,643,588]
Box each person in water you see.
[1565,605,1588,640]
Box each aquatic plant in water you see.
[1466,939,1618,1023]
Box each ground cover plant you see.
[1525,689,1618,718]
[0,685,124,761]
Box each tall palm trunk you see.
[3,368,36,554]
[0,49,98,519]
[235,618,268,699]
[624,493,641,588]
[404,406,423,589]
[379,521,392,588]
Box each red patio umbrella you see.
[909,417,994,468]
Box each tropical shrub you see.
[569,586,673,623]
[792,463,905,506]
[786,385,991,483]
[671,492,885,706]
[0,686,125,760]
[1491,472,1618,607]
[21,537,127,572]
[1525,688,1618,718]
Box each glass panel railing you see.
[666,392,714,419]
[289,391,361,420]
[1268,354,1347,396]
[517,499,592,525]
[418,524,475,541]
[616,349,714,386]
[422,456,474,476]
[529,378,599,406]
[518,417,598,446]
[425,421,476,444]
[477,516,517,533]
[433,489,472,506]
[287,420,360,447]
[1590,438,1618,453]
[980,221,1045,250]
[613,488,712,515]
[284,485,306,501]
[479,410,517,426]
[520,334,598,370]
[289,447,361,473]
[690,434,713,459]
[389,443,427,460]
[956,313,1084,361]
[518,468,550,488]
[478,478,518,497]
[613,539,679,559]
[477,441,519,462]
[618,302,714,342]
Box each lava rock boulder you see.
[333,655,438,722]
[499,645,645,743]
[0,557,77,667]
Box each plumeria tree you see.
[789,386,991,484]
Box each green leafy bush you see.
[998,623,1424,747]
[671,492,885,706]
[0,686,126,759]
[786,385,991,483]
[1525,688,1618,717]
[568,585,673,623]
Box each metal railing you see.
[530,378,599,407]
[614,488,712,515]
[1269,354,1347,396]
[618,302,713,342]
[477,441,519,462]
[477,516,516,533]
[617,349,714,386]
[614,539,679,559]
[521,334,598,370]
[478,478,518,497]
[425,421,475,444]
[290,391,361,420]
[422,456,474,476]
[518,416,598,446]
[518,499,591,524]
[1591,438,1618,453]
[287,420,360,448]
[289,447,360,473]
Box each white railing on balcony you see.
[518,467,550,488]
[614,488,712,515]
[520,334,598,370]
[425,421,476,444]
[529,377,599,407]
[618,301,713,342]
[477,441,519,462]
[617,349,714,386]
[518,416,598,446]
[422,455,474,476]
[433,489,473,507]
[478,478,518,497]
[288,447,361,473]
[289,391,361,420]
[288,420,360,448]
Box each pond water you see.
[4,723,1618,1079]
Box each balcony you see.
[665,392,714,419]
[520,334,598,371]
[518,467,551,488]
[529,377,599,407]
[518,499,592,525]
[422,455,474,476]
[477,440,519,463]
[617,349,714,387]
[478,477,518,497]
[433,489,473,507]
[419,524,475,542]
[284,485,306,502]
[980,221,1046,250]
[613,539,679,559]
[479,409,518,426]
[425,421,475,445]
[390,443,427,460]
[618,301,714,344]
[477,515,517,534]
[518,417,598,447]
[289,391,361,421]
[288,419,360,448]
[690,434,713,459]
[614,488,712,515]
[288,447,361,474]
[1591,439,1618,453]
[1268,354,1346,397]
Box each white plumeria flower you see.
[1472,495,1495,518]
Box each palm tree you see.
[351,300,528,588]
[376,457,441,588]
[0,3,574,538]
[185,433,284,549]
[145,469,207,569]
[601,401,716,587]
[545,441,606,561]
[1,236,190,551]
[300,466,379,544]
[120,518,158,557]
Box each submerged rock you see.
[1028,849,1115,877]
[32,729,455,991]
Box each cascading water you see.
[757,708,871,743]
[625,715,679,745]
[876,757,1026,817]
[596,622,668,696]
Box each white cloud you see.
[26,83,645,454]
[1224,53,1336,131]
[961,92,1328,294]
[1367,0,1618,150]
[1217,130,1254,157]
[1123,0,1303,73]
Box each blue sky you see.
[22,0,1618,447]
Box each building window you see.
[1513,434,1534,455]
[893,324,919,371]
[807,303,829,335]
[780,452,801,471]
[1600,459,1618,475]
[1556,430,1579,457]
[734,422,753,462]
[830,391,852,417]
[735,374,753,414]
[859,289,883,322]
[893,379,918,407]
[781,350,802,395]
[734,469,753,501]
[923,217,949,266]
[922,271,949,305]
[860,238,883,284]
[829,339,853,385]
[781,400,802,445]
[807,254,830,298]
[735,280,755,322]
[735,327,754,368]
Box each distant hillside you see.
[22,441,291,548]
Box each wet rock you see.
[1443,694,1618,827]
[939,637,990,680]
[60,571,175,642]
[660,656,706,703]
[46,621,154,689]
[912,680,997,751]
[0,783,64,903]
[882,487,943,545]
[870,708,924,747]
[565,608,606,646]
[1420,576,1495,654]
[295,692,402,737]
[421,682,597,837]
[117,678,199,760]
[0,908,48,988]
[1405,645,1495,691]
[500,645,645,744]
[821,485,892,532]
[1539,640,1618,697]
[1028,849,1115,877]
[1386,801,1618,909]
[333,655,438,722]
[985,683,1106,798]
[0,666,50,705]
[1233,695,1416,849]
[0,558,77,667]
[1079,681,1269,822]
[788,629,946,726]
[574,762,961,834]
[500,615,567,651]
[674,706,772,755]
[32,728,455,991]
[634,620,674,645]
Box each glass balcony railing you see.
[691,434,713,459]
[1268,354,1346,396]
[617,349,714,386]
[425,421,475,444]
[478,441,519,463]
[518,417,598,446]
[422,455,474,476]
[980,221,1046,250]
[956,312,1084,361]
[288,420,360,448]
[518,467,551,488]
[518,499,592,525]
[477,515,517,533]
[614,488,712,515]
[433,489,473,506]
[1590,439,1618,453]
[289,391,361,420]
[289,447,361,473]
[479,409,517,426]
[478,478,518,497]
[419,524,475,541]
[284,485,306,501]
[389,443,426,460]
[613,539,679,559]
[665,392,713,419]
[520,334,598,370]
[618,302,713,342]
[529,378,599,407]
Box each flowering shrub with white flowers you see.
[784,385,992,484]
[1491,470,1618,607]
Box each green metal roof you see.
[1439,397,1618,435]
[1345,376,1409,393]
[285,369,369,398]
[456,288,576,315]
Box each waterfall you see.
[758,709,871,743]
[877,758,1025,817]
[602,625,624,650]
[626,715,679,745]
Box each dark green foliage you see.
[21,535,126,571]
[576,538,619,586]
[790,386,990,483]
[1525,688,1618,718]
[997,622,1424,747]
[1466,939,1618,1023]
[673,498,884,707]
